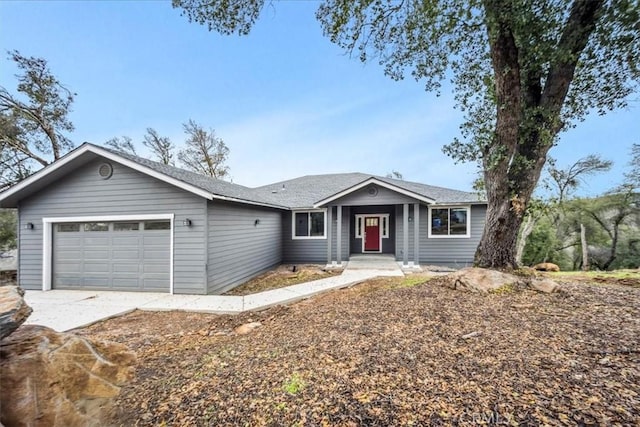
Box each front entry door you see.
[364,217,380,251]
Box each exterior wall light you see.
[254,219,260,226]
[24,222,34,230]
[182,218,192,227]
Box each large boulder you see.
[0,286,32,340]
[533,262,560,272]
[0,325,136,427]
[445,267,524,292]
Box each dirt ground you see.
[79,274,640,426]
[224,264,340,296]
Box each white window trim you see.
[291,209,327,240]
[427,206,471,238]
[42,214,175,293]
[354,214,390,253]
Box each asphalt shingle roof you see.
[97,144,484,209]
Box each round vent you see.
[367,185,378,197]
[98,163,113,179]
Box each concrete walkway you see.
[24,260,404,332]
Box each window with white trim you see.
[293,211,326,239]
[429,206,470,237]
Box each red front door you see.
[364,217,380,251]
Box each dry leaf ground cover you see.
[79,275,640,426]
[224,264,340,296]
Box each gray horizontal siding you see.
[18,158,207,294]
[282,211,327,263]
[418,204,486,267]
[207,201,282,294]
[332,184,420,206]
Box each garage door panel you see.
[143,250,168,260]
[84,262,110,273]
[113,236,140,246]
[112,278,140,288]
[53,221,170,292]
[83,250,110,260]
[82,278,110,288]
[143,263,169,274]
[56,236,82,246]
[83,237,110,246]
[113,250,140,260]
[55,276,82,287]
[112,263,140,273]
[55,250,83,261]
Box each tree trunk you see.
[580,223,589,271]
[515,214,536,266]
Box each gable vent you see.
[98,163,113,179]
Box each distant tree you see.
[0,51,75,188]
[545,155,613,204]
[516,155,611,267]
[385,170,403,180]
[624,143,640,189]
[0,209,17,253]
[173,0,640,269]
[178,119,229,179]
[104,136,137,156]
[143,128,174,165]
[575,191,639,270]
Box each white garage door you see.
[53,220,170,292]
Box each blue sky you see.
[1,1,637,195]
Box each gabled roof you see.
[254,173,483,208]
[0,143,485,209]
[0,143,287,209]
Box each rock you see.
[0,325,136,427]
[0,286,32,340]
[530,278,561,293]
[445,267,523,293]
[533,262,560,272]
[461,331,482,340]
[234,322,262,335]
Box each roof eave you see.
[313,177,436,208]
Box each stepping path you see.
[24,260,404,332]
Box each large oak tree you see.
[173,0,639,268]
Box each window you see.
[84,222,109,232]
[429,206,470,237]
[144,221,170,230]
[114,222,140,231]
[57,223,80,232]
[293,211,325,239]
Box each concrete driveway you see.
[24,263,405,331]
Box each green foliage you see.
[0,51,75,188]
[0,209,17,252]
[522,215,571,270]
[282,373,305,395]
[172,0,640,268]
[178,119,230,179]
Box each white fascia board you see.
[0,144,212,202]
[313,177,436,207]
[209,193,287,210]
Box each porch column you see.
[326,206,333,264]
[336,205,342,264]
[413,203,420,266]
[403,203,409,266]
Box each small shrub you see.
[283,373,305,395]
